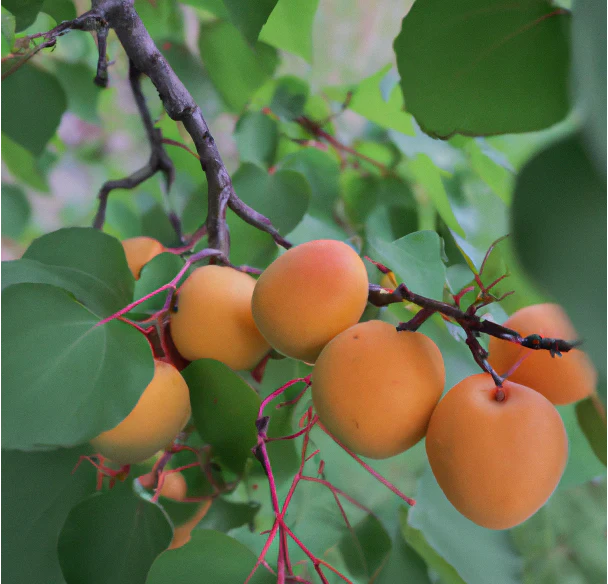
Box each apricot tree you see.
[1,1,606,584]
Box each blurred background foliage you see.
[1,0,606,583]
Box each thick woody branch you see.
[92,59,175,231]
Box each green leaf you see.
[406,154,465,237]
[198,20,278,112]
[52,61,102,122]
[575,397,607,466]
[182,359,260,475]
[140,201,182,248]
[368,231,447,300]
[325,65,415,136]
[407,466,523,584]
[156,496,202,528]
[234,112,279,168]
[338,514,392,581]
[135,0,183,42]
[2,446,97,584]
[133,252,185,315]
[232,162,310,234]
[511,479,607,584]
[1,132,49,191]
[279,148,340,219]
[105,199,143,240]
[571,1,606,176]
[41,0,76,23]
[270,76,309,120]
[1,6,15,51]
[2,63,67,156]
[2,283,154,450]
[557,402,607,489]
[58,482,172,584]
[146,529,275,584]
[222,0,278,44]
[511,133,607,392]
[259,0,319,62]
[198,497,260,532]
[1,183,31,239]
[2,0,43,31]
[22,227,134,317]
[394,0,571,137]
[464,139,514,205]
[400,507,466,584]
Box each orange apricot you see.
[168,498,212,550]
[170,265,270,370]
[488,303,596,405]
[90,360,191,465]
[426,373,568,530]
[311,320,445,459]
[252,239,369,363]
[122,236,165,279]
[159,472,188,501]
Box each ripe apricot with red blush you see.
[426,373,568,530]
[488,303,596,405]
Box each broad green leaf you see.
[58,482,172,584]
[199,20,278,111]
[146,529,275,584]
[1,6,15,51]
[41,0,76,23]
[2,0,43,31]
[279,148,340,219]
[225,209,278,269]
[178,0,229,18]
[52,61,102,122]
[575,397,607,466]
[407,466,523,584]
[232,162,310,234]
[2,283,154,450]
[394,0,571,137]
[406,154,465,236]
[198,497,260,532]
[511,133,607,393]
[368,231,447,300]
[259,0,319,62]
[338,514,392,581]
[2,446,97,584]
[511,479,607,584]
[234,112,279,168]
[366,204,419,244]
[1,132,49,191]
[156,496,202,528]
[22,227,134,317]
[183,359,260,474]
[557,402,608,489]
[1,183,31,239]
[464,139,514,204]
[571,1,606,176]
[105,199,144,240]
[222,0,278,44]
[135,0,183,42]
[133,252,185,315]
[270,76,309,120]
[325,65,415,136]
[140,202,182,248]
[400,507,465,584]
[2,63,67,156]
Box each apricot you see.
[159,471,188,501]
[426,373,568,530]
[90,360,191,465]
[252,239,369,363]
[170,265,270,370]
[122,236,165,279]
[311,320,445,459]
[487,303,596,405]
[168,498,212,550]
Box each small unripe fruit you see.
[312,320,445,459]
[170,265,270,370]
[168,498,212,550]
[122,236,165,279]
[90,360,191,465]
[252,239,369,363]
[426,373,568,530]
[488,303,596,405]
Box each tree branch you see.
[92,59,176,231]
